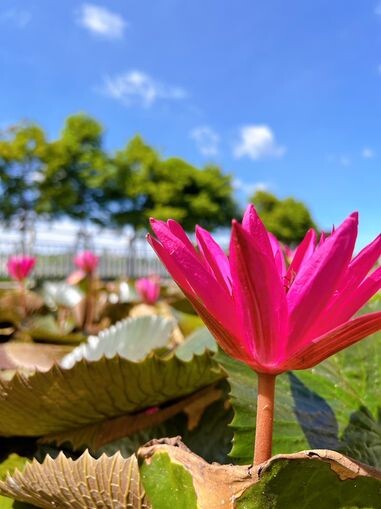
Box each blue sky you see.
[0,0,380,246]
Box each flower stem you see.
[19,281,27,318]
[82,273,94,333]
[253,372,276,466]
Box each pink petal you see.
[306,236,381,337]
[344,267,381,314]
[135,276,160,304]
[318,232,326,247]
[268,232,287,277]
[167,219,197,253]
[147,234,193,295]
[195,225,232,291]
[283,311,381,370]
[7,256,36,280]
[348,234,381,283]
[327,234,381,309]
[187,292,262,370]
[74,251,99,273]
[229,221,288,365]
[148,223,240,337]
[286,228,317,280]
[323,267,381,330]
[287,212,358,348]
[241,205,274,260]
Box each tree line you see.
[0,113,316,244]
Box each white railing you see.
[0,240,167,279]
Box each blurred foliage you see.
[251,190,317,244]
[37,114,110,225]
[0,122,47,233]
[104,135,239,231]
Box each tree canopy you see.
[0,123,47,232]
[105,135,238,232]
[37,114,109,225]
[251,190,317,244]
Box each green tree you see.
[251,190,317,244]
[0,122,47,248]
[37,114,109,226]
[105,135,238,232]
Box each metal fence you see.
[0,239,167,280]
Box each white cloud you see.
[77,4,127,39]
[233,179,269,195]
[233,125,286,160]
[190,126,220,157]
[362,147,374,159]
[0,9,31,28]
[102,70,187,107]
[339,155,351,166]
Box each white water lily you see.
[43,282,83,309]
[119,281,139,303]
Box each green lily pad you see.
[236,452,381,508]
[0,454,35,508]
[141,452,198,509]
[0,351,221,438]
[28,315,85,344]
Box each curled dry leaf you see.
[0,451,150,509]
[139,437,254,508]
[138,439,381,509]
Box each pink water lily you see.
[7,255,36,281]
[73,251,99,275]
[148,206,381,374]
[135,276,161,305]
[147,205,381,464]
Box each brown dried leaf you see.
[138,439,381,509]
[264,449,381,482]
[0,342,71,371]
[183,386,223,430]
[138,437,254,508]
